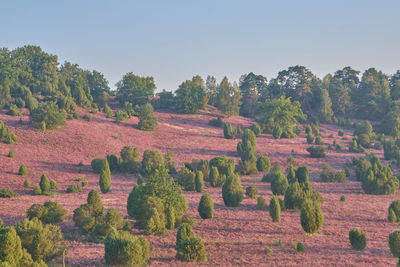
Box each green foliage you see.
[357,153,399,195]
[314,135,324,145]
[8,151,14,158]
[388,200,400,223]
[349,228,367,250]
[103,104,113,118]
[165,206,175,230]
[141,148,164,176]
[104,228,151,266]
[260,96,306,138]
[91,158,105,174]
[209,166,224,187]
[116,72,155,106]
[30,102,66,130]
[67,184,82,193]
[284,182,323,210]
[245,185,258,199]
[195,171,204,193]
[144,208,167,236]
[0,227,23,266]
[209,156,235,177]
[256,155,271,172]
[269,196,281,222]
[18,164,27,176]
[300,201,324,233]
[198,193,214,219]
[286,165,296,184]
[256,196,267,210]
[306,133,314,144]
[83,114,92,122]
[262,164,283,183]
[87,190,104,217]
[24,179,30,187]
[99,159,111,193]
[33,185,41,196]
[320,165,348,183]
[264,246,273,254]
[296,242,305,252]
[389,231,400,257]
[215,77,241,115]
[27,201,67,224]
[176,223,195,247]
[223,122,234,139]
[176,237,207,262]
[249,122,261,137]
[0,188,19,198]
[138,103,157,131]
[208,116,223,127]
[306,145,325,158]
[340,195,346,202]
[178,167,196,191]
[175,79,206,114]
[338,130,344,136]
[271,170,288,195]
[237,129,258,174]
[114,109,128,123]
[296,165,309,184]
[222,173,243,207]
[39,174,51,195]
[6,104,23,116]
[15,217,63,262]
[49,180,57,190]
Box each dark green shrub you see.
[138,103,157,131]
[30,101,66,130]
[388,200,400,223]
[198,193,214,219]
[27,201,67,224]
[104,229,151,266]
[8,151,14,158]
[286,165,296,184]
[257,156,271,172]
[287,156,296,166]
[344,166,351,177]
[114,109,128,123]
[249,122,261,137]
[223,122,234,139]
[284,182,323,210]
[72,112,79,119]
[262,164,283,183]
[340,195,346,202]
[141,149,164,176]
[315,135,324,145]
[23,179,30,187]
[166,206,175,230]
[338,130,344,136]
[176,237,207,262]
[178,167,196,191]
[389,231,400,257]
[0,188,19,198]
[245,185,258,199]
[178,214,196,227]
[271,171,288,195]
[272,125,282,139]
[306,133,314,144]
[39,174,51,195]
[296,242,304,252]
[144,208,167,236]
[264,246,272,254]
[209,156,235,177]
[91,158,105,174]
[349,228,367,250]
[33,185,42,195]
[83,114,92,122]
[269,196,281,222]
[15,97,25,108]
[195,171,204,192]
[67,184,82,193]
[99,159,111,193]
[296,165,309,184]
[103,104,113,118]
[87,190,104,217]
[306,145,325,158]
[235,124,243,137]
[256,196,267,210]
[209,166,224,187]
[176,223,195,247]
[18,164,27,176]
[222,173,243,207]
[358,133,371,148]
[6,104,22,116]
[300,201,324,233]
[237,129,258,174]
[106,154,119,172]
[209,117,223,127]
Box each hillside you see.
[0,107,398,266]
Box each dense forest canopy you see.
[1,45,400,136]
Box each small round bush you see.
[257,156,271,172]
[8,151,14,158]
[340,195,346,202]
[67,184,82,193]
[296,242,304,252]
[144,207,167,236]
[33,185,42,195]
[87,190,104,217]
[18,164,27,176]
[306,133,314,144]
[390,231,400,257]
[388,200,400,223]
[195,171,204,193]
[222,173,243,207]
[50,180,58,190]
[286,165,296,184]
[269,196,281,222]
[271,171,288,195]
[296,166,309,184]
[306,145,326,158]
[338,130,344,136]
[176,237,207,262]
[300,201,324,233]
[245,185,258,199]
[23,179,30,187]
[256,196,267,210]
[349,228,367,250]
[198,193,214,219]
[176,223,195,247]
[315,135,324,145]
[264,246,273,254]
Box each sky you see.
[1,0,399,92]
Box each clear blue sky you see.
[1,0,399,91]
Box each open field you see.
[0,107,398,266]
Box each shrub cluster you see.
[284,181,323,210]
[223,122,234,139]
[0,188,19,198]
[0,120,18,144]
[237,129,258,174]
[27,201,67,224]
[30,101,66,130]
[306,145,325,158]
[245,185,258,199]
[175,223,207,262]
[222,172,243,207]
[138,103,157,131]
[320,165,348,183]
[178,166,196,191]
[256,155,271,172]
[33,174,57,196]
[209,116,223,127]
[356,153,399,195]
[209,156,234,187]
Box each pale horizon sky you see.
[1,0,399,92]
